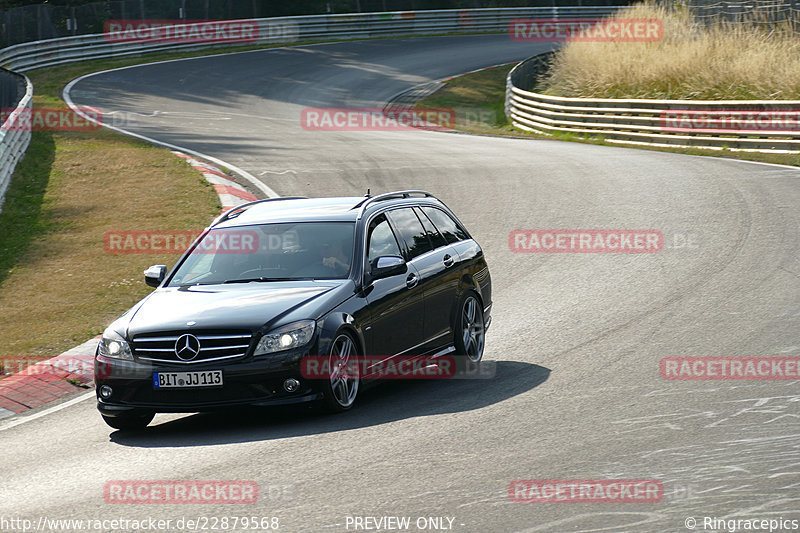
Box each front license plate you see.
[153,370,223,389]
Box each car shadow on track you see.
[108,360,549,447]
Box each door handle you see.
[406,273,418,289]
[443,254,454,267]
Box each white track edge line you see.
[63,76,278,199]
[0,391,95,431]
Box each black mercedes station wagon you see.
[95,191,492,430]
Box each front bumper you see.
[95,351,322,416]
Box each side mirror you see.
[144,265,167,288]
[370,255,407,281]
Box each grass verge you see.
[0,62,224,359]
[415,64,800,168]
[419,65,514,134]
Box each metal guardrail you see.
[689,0,800,26]
[0,7,624,72]
[0,1,628,47]
[506,51,800,153]
[0,69,32,210]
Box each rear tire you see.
[321,332,360,413]
[101,412,154,431]
[454,291,485,372]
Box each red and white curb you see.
[0,153,265,421]
[172,151,259,211]
[0,337,98,420]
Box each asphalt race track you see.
[2,34,799,532]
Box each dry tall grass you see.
[538,2,800,100]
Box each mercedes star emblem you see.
[175,334,201,361]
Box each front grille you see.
[132,331,252,365]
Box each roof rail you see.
[354,190,435,219]
[209,196,308,227]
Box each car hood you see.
[125,281,346,336]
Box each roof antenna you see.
[365,188,371,197]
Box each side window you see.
[386,208,433,261]
[367,215,402,265]
[421,207,469,244]
[414,207,447,250]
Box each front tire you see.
[454,291,485,372]
[321,332,360,413]
[101,412,154,431]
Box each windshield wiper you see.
[222,277,285,284]
[223,277,320,283]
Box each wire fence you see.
[0,66,24,110]
[0,0,625,47]
[685,0,799,27]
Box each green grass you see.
[418,64,513,133]
[0,49,226,357]
[0,132,58,286]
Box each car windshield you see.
[167,222,355,286]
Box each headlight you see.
[254,320,315,356]
[98,327,133,361]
